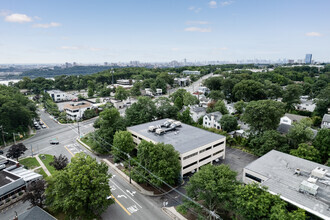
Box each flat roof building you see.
[64,101,93,120]
[127,119,226,177]
[182,70,200,75]
[243,150,330,219]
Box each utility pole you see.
[77,108,81,137]
[128,154,131,183]
[0,125,6,147]
[13,133,20,145]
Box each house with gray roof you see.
[280,113,308,126]
[189,105,206,122]
[18,206,56,220]
[243,150,330,219]
[321,114,330,129]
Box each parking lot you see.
[222,147,258,181]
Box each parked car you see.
[35,126,41,130]
[49,139,59,144]
[41,125,47,129]
[39,121,44,125]
[0,150,3,155]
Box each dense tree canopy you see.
[133,141,181,187]
[242,100,285,134]
[290,143,321,163]
[112,131,135,161]
[286,118,314,148]
[7,143,28,161]
[220,115,237,132]
[46,153,114,219]
[125,96,156,126]
[232,80,266,102]
[154,97,178,119]
[114,86,129,101]
[312,128,330,163]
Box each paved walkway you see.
[35,155,51,176]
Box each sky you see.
[1,0,330,64]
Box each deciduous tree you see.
[114,86,129,101]
[50,154,69,171]
[112,131,135,161]
[46,153,114,219]
[23,179,46,208]
[7,143,27,161]
[125,96,156,126]
[290,143,321,163]
[220,115,237,132]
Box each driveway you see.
[222,147,258,181]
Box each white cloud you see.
[60,46,81,50]
[209,1,217,8]
[184,27,211,33]
[186,21,209,25]
[89,47,102,51]
[305,32,322,37]
[4,13,33,23]
[33,22,61,28]
[220,1,234,6]
[188,6,202,13]
[0,10,10,17]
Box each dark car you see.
[0,150,3,155]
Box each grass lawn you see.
[81,133,98,149]
[38,154,56,175]
[19,157,40,169]
[35,167,48,178]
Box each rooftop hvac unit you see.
[173,121,182,127]
[299,180,319,196]
[307,176,318,183]
[155,128,165,135]
[149,126,156,132]
[311,167,327,178]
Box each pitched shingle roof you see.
[18,206,56,220]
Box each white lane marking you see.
[127,205,139,214]
[110,185,116,191]
[117,195,127,199]
[126,190,136,197]
[110,180,142,208]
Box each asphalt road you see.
[1,110,169,220]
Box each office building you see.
[243,150,330,219]
[305,54,312,64]
[127,119,226,177]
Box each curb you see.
[162,207,187,220]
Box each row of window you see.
[245,173,262,183]
[183,154,215,170]
[213,149,224,156]
[183,141,224,161]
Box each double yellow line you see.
[64,146,75,157]
[111,195,131,216]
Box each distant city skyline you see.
[1,0,330,63]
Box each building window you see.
[199,146,212,154]
[204,122,207,125]
[213,141,224,148]
[213,149,224,156]
[183,161,197,170]
[132,134,137,138]
[57,95,60,97]
[183,152,198,160]
[245,173,262,183]
[199,155,211,163]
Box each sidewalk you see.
[162,207,187,220]
[35,155,51,176]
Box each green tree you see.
[46,153,114,219]
[282,84,303,111]
[95,108,126,151]
[290,143,321,163]
[133,141,181,187]
[286,118,314,148]
[208,90,225,101]
[233,184,305,220]
[115,86,129,101]
[220,115,238,132]
[203,76,223,90]
[177,108,193,125]
[183,92,198,106]
[130,81,142,96]
[213,100,229,115]
[155,97,179,119]
[249,130,290,156]
[87,86,94,97]
[170,89,187,102]
[185,164,238,212]
[232,80,266,102]
[7,143,28,161]
[125,96,156,126]
[312,129,330,163]
[174,96,184,110]
[112,131,135,161]
[234,100,246,115]
[242,100,285,134]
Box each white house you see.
[295,96,316,112]
[321,114,330,129]
[190,105,206,122]
[203,112,222,129]
[47,90,69,102]
[64,102,93,120]
[198,86,210,95]
[174,77,190,87]
[110,99,125,109]
[280,113,308,125]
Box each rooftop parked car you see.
[49,139,59,145]
[0,150,3,155]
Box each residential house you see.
[174,77,190,87]
[182,70,200,75]
[280,113,308,125]
[190,105,206,122]
[203,112,222,129]
[110,99,125,109]
[295,96,316,112]
[321,114,330,129]
[17,206,56,220]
